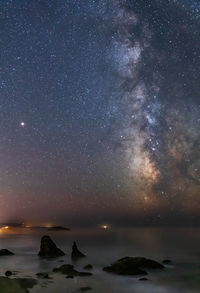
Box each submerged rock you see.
[162,259,171,264]
[0,249,14,256]
[53,264,92,277]
[83,264,93,270]
[36,272,49,279]
[103,257,164,276]
[71,242,86,259]
[79,287,92,291]
[53,264,74,274]
[0,276,37,293]
[38,235,65,257]
[66,275,74,279]
[139,277,148,281]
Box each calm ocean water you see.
[0,227,199,293]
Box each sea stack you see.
[71,241,86,259]
[38,235,65,257]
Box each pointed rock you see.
[71,242,86,259]
[38,235,65,257]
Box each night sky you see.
[1,0,200,227]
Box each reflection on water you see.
[0,227,199,293]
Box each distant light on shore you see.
[0,226,9,233]
[101,225,109,230]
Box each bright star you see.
[20,122,25,127]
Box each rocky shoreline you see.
[0,235,170,292]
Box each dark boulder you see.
[5,271,12,277]
[83,264,93,270]
[139,277,148,281]
[66,275,74,278]
[53,264,92,277]
[103,257,164,276]
[0,249,14,256]
[71,242,86,259]
[38,235,65,257]
[162,259,171,264]
[53,264,74,274]
[36,272,49,279]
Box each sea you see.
[0,227,199,293]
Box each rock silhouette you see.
[5,271,12,277]
[53,264,92,277]
[71,242,86,259]
[36,272,49,279]
[83,264,93,270]
[162,259,171,264]
[103,257,164,276]
[0,249,14,256]
[38,235,65,257]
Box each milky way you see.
[110,0,200,224]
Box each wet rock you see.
[53,264,74,274]
[5,271,12,277]
[38,235,65,257]
[71,242,86,259]
[53,264,92,277]
[0,249,14,256]
[79,287,92,291]
[139,277,148,281]
[0,276,37,293]
[83,264,93,270]
[66,275,74,278]
[103,257,164,276]
[36,272,49,279]
[162,259,171,264]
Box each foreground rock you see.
[0,249,14,256]
[71,242,86,259]
[38,235,65,258]
[103,257,164,276]
[53,264,92,277]
[0,276,37,293]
